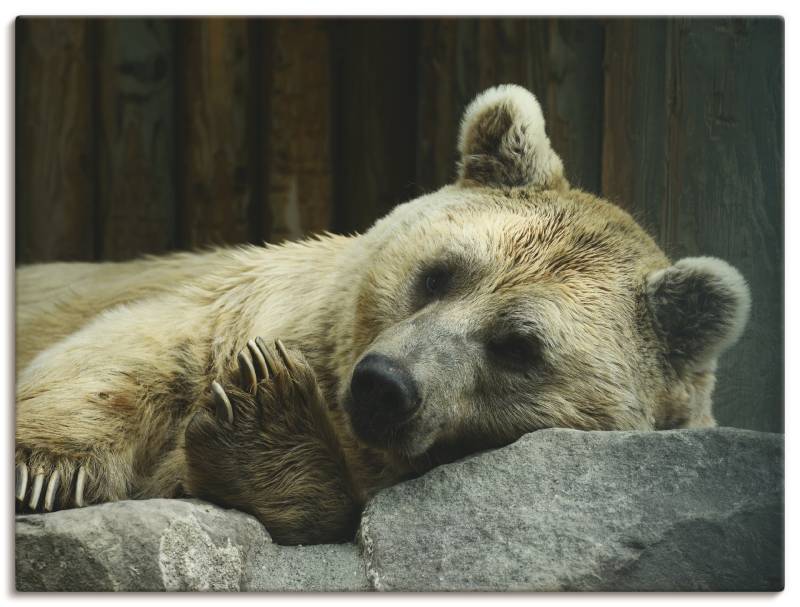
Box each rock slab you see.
[359,427,783,591]
[16,428,783,592]
[15,498,367,591]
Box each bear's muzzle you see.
[346,353,421,447]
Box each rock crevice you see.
[15,428,783,592]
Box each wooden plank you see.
[16,18,95,263]
[415,18,603,194]
[96,18,176,260]
[663,18,783,432]
[416,19,543,193]
[601,18,668,237]
[331,19,419,234]
[179,19,254,248]
[544,19,605,193]
[602,18,782,432]
[476,19,532,90]
[415,19,477,193]
[259,19,333,243]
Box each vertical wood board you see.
[16,18,95,263]
[180,19,254,249]
[663,18,783,431]
[96,18,176,260]
[332,19,419,234]
[262,19,333,243]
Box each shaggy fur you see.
[15,85,750,544]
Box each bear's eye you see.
[487,333,541,370]
[421,265,452,299]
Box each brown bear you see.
[15,84,751,545]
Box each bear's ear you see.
[457,84,567,190]
[645,257,751,372]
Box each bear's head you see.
[337,84,750,470]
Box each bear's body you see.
[15,85,751,544]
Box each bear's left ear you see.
[645,257,751,372]
[457,84,567,190]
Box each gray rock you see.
[244,543,369,591]
[15,498,368,592]
[359,428,783,591]
[15,428,783,592]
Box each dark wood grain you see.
[179,19,254,249]
[260,19,333,243]
[544,20,605,193]
[332,19,419,234]
[417,19,546,193]
[96,19,176,260]
[416,18,603,194]
[601,18,668,238]
[15,17,783,433]
[415,19,464,192]
[16,18,95,263]
[663,18,783,432]
[602,18,783,431]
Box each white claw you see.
[44,470,61,512]
[211,380,234,424]
[16,463,29,502]
[75,467,87,508]
[255,337,277,376]
[28,472,45,510]
[237,351,257,392]
[247,339,269,381]
[275,339,296,375]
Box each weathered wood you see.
[96,19,176,260]
[15,17,783,435]
[261,19,333,243]
[332,19,419,234]
[663,18,783,432]
[179,19,254,248]
[602,18,783,432]
[417,19,547,193]
[476,19,532,90]
[16,18,95,263]
[415,19,466,192]
[601,18,668,237]
[544,19,605,193]
[416,18,603,194]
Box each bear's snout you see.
[347,354,421,446]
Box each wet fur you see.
[15,85,750,544]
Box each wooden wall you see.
[15,17,783,432]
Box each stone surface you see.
[243,543,368,591]
[15,498,368,592]
[16,428,783,592]
[359,427,783,591]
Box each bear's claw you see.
[236,337,294,393]
[211,380,234,424]
[203,337,300,427]
[237,350,258,393]
[248,339,270,383]
[27,470,45,510]
[43,470,61,512]
[15,463,28,502]
[15,461,88,513]
[237,338,280,392]
[257,336,286,377]
[74,466,87,508]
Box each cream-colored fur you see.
[15,84,750,544]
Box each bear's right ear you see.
[645,257,751,372]
[457,84,567,190]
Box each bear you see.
[15,84,751,545]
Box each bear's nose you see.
[348,354,420,445]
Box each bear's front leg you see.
[15,295,209,514]
[185,338,361,545]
